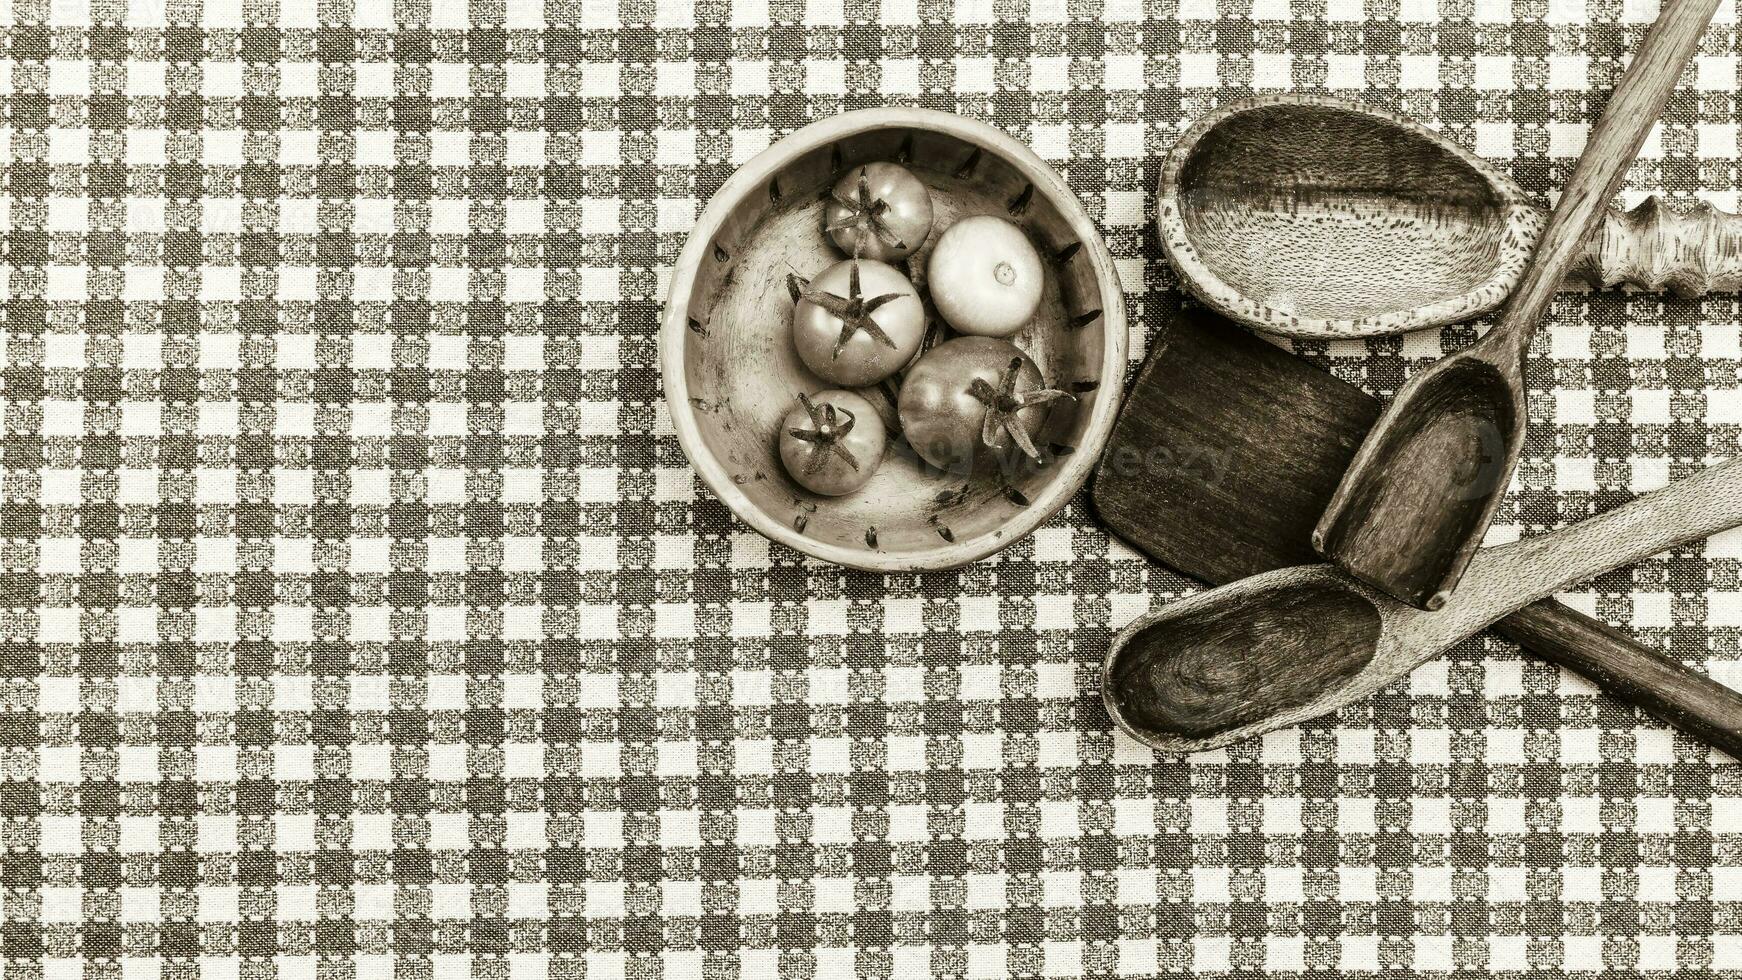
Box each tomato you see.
[778,390,887,495]
[897,337,1074,472]
[927,215,1045,338]
[791,258,925,387]
[824,162,934,261]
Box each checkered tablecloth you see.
[9,0,1742,977]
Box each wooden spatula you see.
[1092,304,1742,758]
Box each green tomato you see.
[927,215,1044,338]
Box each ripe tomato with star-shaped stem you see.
[777,390,888,496]
[790,258,925,387]
[897,336,1075,473]
[824,162,934,262]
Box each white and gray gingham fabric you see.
[8,0,1742,977]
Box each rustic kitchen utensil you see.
[1159,94,1742,339]
[661,108,1125,571]
[1092,304,1742,758]
[1104,449,1742,753]
[1315,0,1721,610]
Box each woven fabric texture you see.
[7,0,1742,977]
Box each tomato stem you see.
[967,357,1075,464]
[825,168,908,252]
[797,259,905,359]
[787,393,861,474]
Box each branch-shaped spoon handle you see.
[1430,457,1742,645]
[1483,0,1719,362]
[1572,196,1742,296]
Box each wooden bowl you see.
[661,109,1126,571]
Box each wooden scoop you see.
[1315,0,1721,610]
[1161,95,1742,339]
[1093,304,1742,757]
[1104,447,1742,752]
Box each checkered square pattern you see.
[3,0,1742,976]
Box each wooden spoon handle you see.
[1572,195,1742,296]
[1488,0,1719,358]
[1453,457,1742,633]
[1492,602,1742,760]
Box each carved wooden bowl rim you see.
[1156,93,1540,339]
[659,107,1128,571]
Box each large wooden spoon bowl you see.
[1159,94,1742,338]
[661,109,1126,571]
[1159,95,1540,338]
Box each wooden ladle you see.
[1160,95,1742,339]
[1105,455,1742,752]
[1315,0,1721,611]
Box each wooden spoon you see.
[1104,453,1742,752]
[1091,303,1742,757]
[1159,95,1742,339]
[1315,0,1721,610]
